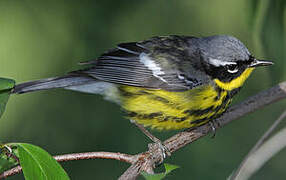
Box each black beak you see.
[249,59,274,68]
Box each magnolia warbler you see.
[13,35,273,149]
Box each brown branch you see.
[0,152,138,179]
[1,81,286,180]
[54,151,137,163]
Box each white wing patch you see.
[139,53,167,82]
[209,57,237,67]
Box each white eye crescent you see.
[227,65,239,73]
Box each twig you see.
[1,81,286,180]
[54,151,137,163]
[230,110,286,180]
[0,151,138,179]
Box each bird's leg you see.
[208,121,216,138]
[209,119,222,138]
[132,121,171,160]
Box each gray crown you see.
[196,35,251,63]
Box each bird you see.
[12,35,273,151]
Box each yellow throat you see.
[214,68,254,91]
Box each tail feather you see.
[13,75,96,94]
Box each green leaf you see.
[141,172,166,180]
[14,143,69,180]
[0,78,15,91]
[164,163,179,174]
[141,163,179,180]
[0,78,15,119]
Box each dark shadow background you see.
[0,0,285,179]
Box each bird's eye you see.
[227,64,239,73]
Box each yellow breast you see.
[119,84,231,130]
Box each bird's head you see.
[197,35,273,90]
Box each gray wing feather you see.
[79,42,193,91]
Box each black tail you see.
[13,75,96,94]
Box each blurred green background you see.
[0,0,285,179]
